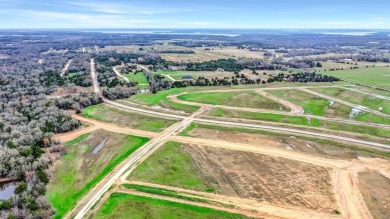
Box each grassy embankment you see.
[47,130,149,218]
[267,89,390,124]
[92,193,249,219]
[310,87,390,114]
[82,104,177,132]
[205,108,390,138]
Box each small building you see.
[181,75,194,81]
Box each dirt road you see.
[113,66,130,82]
[60,59,72,77]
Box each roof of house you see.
[182,75,193,80]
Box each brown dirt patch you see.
[359,172,390,219]
[183,144,337,212]
[186,126,380,159]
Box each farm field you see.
[359,172,390,219]
[128,141,336,212]
[46,130,149,218]
[157,70,235,80]
[322,66,390,89]
[310,87,390,114]
[177,91,289,111]
[204,108,390,139]
[82,104,177,132]
[92,193,249,219]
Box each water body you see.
[92,137,108,155]
[0,181,17,200]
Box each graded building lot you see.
[310,87,390,114]
[129,142,211,192]
[82,104,177,132]
[267,89,390,124]
[128,141,337,213]
[358,172,390,219]
[177,91,289,111]
[203,108,390,139]
[92,193,250,219]
[47,130,149,219]
[179,123,389,159]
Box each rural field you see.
[157,70,235,81]
[47,130,149,218]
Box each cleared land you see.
[129,141,336,212]
[46,130,149,218]
[267,89,351,118]
[92,193,250,219]
[82,104,177,132]
[180,123,389,159]
[359,172,390,219]
[311,87,390,114]
[267,89,390,124]
[322,66,390,89]
[129,142,212,192]
[204,108,390,139]
[128,88,201,113]
[178,91,289,111]
[157,70,235,80]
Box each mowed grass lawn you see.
[206,108,390,138]
[47,130,149,219]
[93,193,249,219]
[323,67,390,89]
[128,141,213,192]
[124,72,149,84]
[177,91,289,111]
[82,104,177,132]
[311,87,390,114]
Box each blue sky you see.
[1,0,390,29]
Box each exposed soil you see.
[182,144,337,212]
[186,127,381,159]
[359,172,390,219]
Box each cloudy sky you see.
[1,0,390,29]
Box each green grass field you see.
[157,70,234,80]
[267,89,352,118]
[205,108,390,138]
[178,91,289,111]
[46,130,149,219]
[323,67,390,89]
[124,72,149,85]
[128,88,201,113]
[92,193,249,219]
[128,141,212,192]
[82,104,177,132]
[311,87,390,114]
